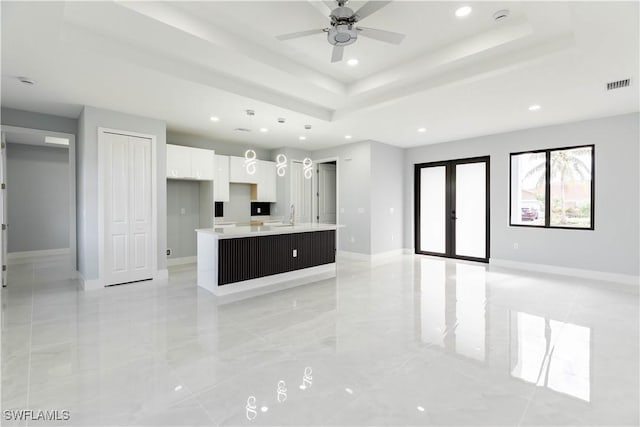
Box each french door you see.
[414,156,490,263]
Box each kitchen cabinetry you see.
[229,156,257,184]
[214,155,230,202]
[226,155,277,202]
[166,144,214,180]
[253,160,276,202]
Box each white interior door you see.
[291,161,312,223]
[103,132,153,286]
[318,163,336,224]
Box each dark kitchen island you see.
[196,224,338,296]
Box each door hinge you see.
[2,265,6,271]
[1,224,6,230]
[1,183,5,189]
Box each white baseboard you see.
[337,250,371,261]
[490,258,639,286]
[8,248,70,264]
[155,269,169,280]
[78,272,103,290]
[167,256,196,267]
[337,249,407,262]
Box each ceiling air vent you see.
[607,79,630,91]
[233,128,251,132]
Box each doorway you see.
[290,160,313,223]
[0,125,77,285]
[317,161,336,224]
[414,156,489,263]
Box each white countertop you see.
[196,223,339,239]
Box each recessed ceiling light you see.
[345,135,352,139]
[259,127,268,133]
[299,136,307,141]
[528,104,541,111]
[417,127,427,133]
[210,116,220,122]
[347,58,359,66]
[455,6,472,18]
[417,406,425,412]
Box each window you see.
[510,145,594,229]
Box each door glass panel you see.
[419,166,446,254]
[455,162,486,259]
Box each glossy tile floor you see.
[2,255,639,426]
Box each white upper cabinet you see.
[229,156,258,184]
[255,160,276,202]
[228,156,276,202]
[166,144,214,181]
[166,144,191,179]
[191,148,215,181]
[214,155,230,202]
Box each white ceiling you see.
[1,1,638,150]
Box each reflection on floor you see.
[1,255,638,426]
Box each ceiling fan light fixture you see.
[327,24,357,46]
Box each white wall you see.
[403,113,640,277]
[224,183,251,223]
[370,141,404,255]
[167,131,272,159]
[6,143,69,252]
[313,141,372,254]
[77,106,167,280]
[167,180,200,259]
[1,107,77,135]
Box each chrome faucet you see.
[289,204,295,225]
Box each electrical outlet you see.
[513,243,519,250]
[257,207,261,213]
[166,248,171,256]
[350,236,355,243]
[293,249,297,258]
[180,208,186,215]
[389,207,394,214]
[358,207,365,214]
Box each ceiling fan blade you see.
[331,45,344,63]
[276,28,325,41]
[357,26,405,44]
[354,1,392,21]
[307,0,334,17]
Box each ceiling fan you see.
[276,0,405,63]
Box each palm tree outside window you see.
[510,145,594,229]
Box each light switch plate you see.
[293,249,297,258]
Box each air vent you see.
[607,79,630,91]
[233,128,251,132]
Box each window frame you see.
[509,144,595,230]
